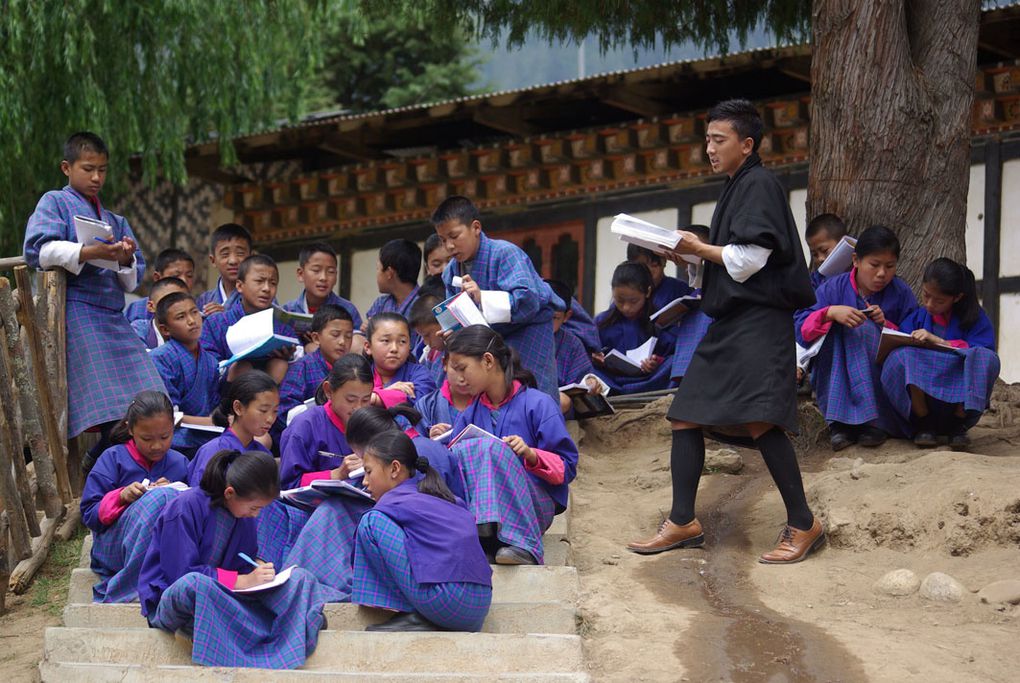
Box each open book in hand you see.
[73,215,120,271]
[272,305,314,336]
[603,337,657,377]
[817,235,858,278]
[280,478,373,511]
[219,308,299,370]
[610,214,700,264]
[650,295,702,328]
[232,564,297,594]
[432,292,488,333]
[876,327,963,364]
[560,374,615,418]
[447,423,502,449]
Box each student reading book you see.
[195,223,251,317]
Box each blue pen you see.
[237,552,260,569]
[93,236,115,245]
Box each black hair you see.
[209,223,253,253]
[379,239,422,284]
[430,195,480,227]
[154,248,195,273]
[155,291,197,326]
[346,404,423,449]
[682,224,711,241]
[424,233,445,259]
[408,295,441,329]
[311,303,353,333]
[363,431,455,504]
[210,371,278,428]
[599,262,654,333]
[149,276,188,300]
[200,449,279,507]
[806,213,847,241]
[625,243,666,266]
[237,253,278,282]
[315,353,374,404]
[419,274,446,300]
[63,132,108,163]
[707,99,764,152]
[109,390,174,444]
[923,257,981,330]
[446,325,535,393]
[366,311,411,342]
[855,225,901,260]
[544,279,574,310]
[298,241,337,267]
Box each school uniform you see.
[450,382,578,563]
[279,403,355,490]
[563,297,602,353]
[442,233,561,401]
[138,488,341,669]
[149,339,221,453]
[283,290,362,329]
[414,380,463,437]
[809,269,827,289]
[195,277,240,312]
[373,360,438,408]
[81,442,188,602]
[186,429,273,487]
[352,479,492,631]
[124,296,150,323]
[593,311,675,394]
[650,275,692,313]
[366,286,421,348]
[23,186,166,437]
[880,308,1000,433]
[417,345,446,385]
[554,327,594,387]
[667,153,816,434]
[130,317,162,350]
[278,349,331,419]
[795,269,918,434]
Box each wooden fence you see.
[0,258,82,614]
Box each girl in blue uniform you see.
[81,391,188,602]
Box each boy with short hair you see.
[408,294,446,384]
[200,253,295,383]
[149,291,220,456]
[282,241,362,327]
[278,303,355,418]
[195,223,252,317]
[805,213,848,289]
[627,243,692,311]
[431,195,562,400]
[23,131,166,452]
[364,238,423,347]
[124,248,196,322]
[130,276,189,350]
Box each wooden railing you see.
[0,259,82,613]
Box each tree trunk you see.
[807,0,981,289]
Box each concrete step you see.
[63,600,577,634]
[44,628,585,674]
[67,565,579,606]
[40,661,591,682]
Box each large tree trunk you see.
[807,0,981,289]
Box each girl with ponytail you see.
[352,431,492,632]
[81,391,189,602]
[444,325,578,566]
[138,448,342,669]
[881,257,1000,449]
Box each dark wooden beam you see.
[318,132,378,162]
[982,137,1002,335]
[472,105,540,136]
[598,86,673,118]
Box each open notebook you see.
[876,328,963,364]
[603,337,657,377]
[280,479,373,512]
[432,292,488,333]
[232,565,297,594]
[219,308,299,370]
[650,295,702,328]
[73,215,120,271]
[610,214,700,264]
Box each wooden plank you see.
[9,510,65,594]
[0,511,8,614]
[42,271,75,493]
[0,398,33,559]
[0,321,40,537]
[13,267,72,503]
[0,256,26,270]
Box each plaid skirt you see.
[352,510,491,632]
[150,567,342,669]
[66,299,166,437]
[669,311,713,381]
[91,486,181,603]
[595,355,674,395]
[256,500,311,568]
[284,496,373,598]
[453,438,556,563]
[881,345,1000,432]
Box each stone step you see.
[63,600,577,634]
[40,662,591,682]
[44,628,585,674]
[67,565,579,606]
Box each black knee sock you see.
[668,428,705,526]
[755,428,814,531]
[82,421,116,475]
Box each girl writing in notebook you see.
[353,431,492,632]
[593,262,676,394]
[81,391,189,603]
[446,325,578,565]
[795,226,918,451]
[138,449,341,669]
[881,257,999,449]
[366,312,437,407]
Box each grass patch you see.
[29,523,86,617]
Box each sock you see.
[755,428,814,531]
[668,428,705,526]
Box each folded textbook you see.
[603,336,657,377]
[73,215,120,271]
[280,478,374,511]
[432,292,488,333]
[219,308,299,370]
[610,214,700,264]
[876,327,963,364]
[816,235,858,278]
[650,295,702,328]
[559,375,615,418]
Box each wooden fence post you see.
[0,511,9,614]
[43,270,75,492]
[0,398,32,561]
[13,266,71,503]
[0,322,41,537]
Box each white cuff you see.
[480,290,512,324]
[116,256,139,291]
[686,262,703,289]
[38,241,86,275]
[795,336,826,369]
[721,244,772,283]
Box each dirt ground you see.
[573,385,1020,682]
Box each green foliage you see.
[0,0,340,258]
[313,13,484,113]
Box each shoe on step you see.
[366,611,441,632]
[829,422,857,452]
[494,545,538,565]
[857,425,887,448]
[949,432,971,451]
[913,431,937,448]
[759,519,825,564]
[626,518,705,555]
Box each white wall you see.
[275,259,303,306]
[350,248,380,316]
[788,188,810,267]
[965,164,985,279]
[998,294,1020,383]
[594,208,678,310]
[1000,160,1020,278]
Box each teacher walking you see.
[627,99,823,564]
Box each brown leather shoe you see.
[758,519,825,564]
[626,518,705,555]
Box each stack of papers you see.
[610,214,700,264]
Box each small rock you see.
[704,448,743,474]
[919,572,966,602]
[977,580,1020,605]
[849,457,865,480]
[874,569,920,596]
